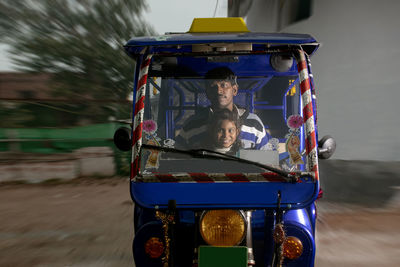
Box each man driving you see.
[176,66,270,150]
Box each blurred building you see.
[0,72,52,101]
[0,72,121,182]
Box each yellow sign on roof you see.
[188,17,250,33]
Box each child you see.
[207,109,241,155]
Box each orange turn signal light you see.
[283,236,303,260]
[144,237,164,258]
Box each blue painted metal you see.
[282,210,316,266]
[175,54,298,76]
[262,207,316,266]
[131,179,319,209]
[126,32,317,45]
[124,32,319,57]
[308,203,317,236]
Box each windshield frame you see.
[130,48,319,182]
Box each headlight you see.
[283,236,303,259]
[200,210,246,246]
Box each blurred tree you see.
[0,0,155,126]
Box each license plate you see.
[198,246,247,267]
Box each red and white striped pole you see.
[295,50,319,180]
[131,54,153,180]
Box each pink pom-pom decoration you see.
[143,120,157,134]
[287,115,303,129]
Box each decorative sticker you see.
[285,115,304,165]
[163,138,175,148]
[143,120,161,169]
[267,138,280,151]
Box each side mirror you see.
[318,135,336,159]
[114,127,132,151]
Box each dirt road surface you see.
[0,178,399,267]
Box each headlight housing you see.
[200,209,246,246]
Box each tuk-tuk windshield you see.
[140,53,308,177]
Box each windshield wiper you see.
[141,144,314,182]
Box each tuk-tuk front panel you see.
[131,178,319,209]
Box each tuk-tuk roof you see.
[124,32,319,57]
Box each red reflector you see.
[144,237,164,258]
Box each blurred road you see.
[315,202,400,267]
[0,178,399,267]
[0,178,134,267]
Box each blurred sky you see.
[146,0,227,34]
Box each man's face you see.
[206,80,238,110]
[215,119,239,148]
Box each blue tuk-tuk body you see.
[114,18,333,267]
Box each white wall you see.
[246,0,400,161]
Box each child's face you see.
[216,119,239,148]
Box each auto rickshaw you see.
[114,17,336,267]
